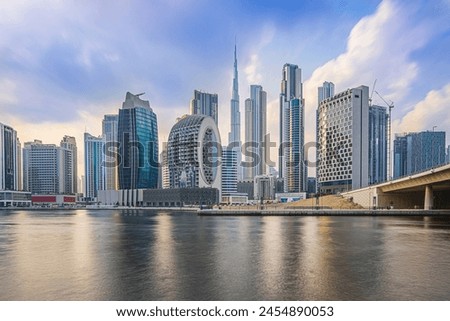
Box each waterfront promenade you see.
[198,208,450,216]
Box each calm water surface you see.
[0,209,449,300]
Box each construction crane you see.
[375,90,394,181]
[369,79,377,106]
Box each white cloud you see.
[243,23,276,85]
[244,54,263,84]
[296,0,446,177]
[394,83,450,137]
[0,79,17,106]
[303,0,435,141]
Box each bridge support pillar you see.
[424,185,433,210]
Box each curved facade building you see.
[167,115,221,193]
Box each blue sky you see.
[0,0,449,174]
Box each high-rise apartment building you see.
[16,138,22,191]
[228,44,242,181]
[102,114,118,190]
[393,131,446,178]
[317,85,370,194]
[160,143,170,189]
[84,133,105,199]
[221,147,238,196]
[317,85,388,193]
[316,81,335,194]
[244,85,267,181]
[318,81,335,103]
[60,136,77,194]
[0,122,21,191]
[368,105,387,184]
[167,114,221,193]
[118,92,159,189]
[393,134,408,179]
[190,90,218,124]
[23,140,58,194]
[23,138,77,194]
[279,64,306,193]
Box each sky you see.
[1,0,449,177]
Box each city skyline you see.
[0,0,449,177]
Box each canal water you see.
[0,209,449,300]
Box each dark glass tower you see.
[118,92,159,189]
[393,131,446,178]
[1,123,19,191]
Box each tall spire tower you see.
[228,42,242,180]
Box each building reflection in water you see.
[149,212,180,300]
[1,210,450,300]
[10,211,99,299]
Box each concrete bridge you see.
[342,164,450,209]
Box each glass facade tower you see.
[368,105,387,184]
[190,90,218,124]
[118,92,159,190]
[102,114,118,190]
[84,133,105,199]
[244,85,267,180]
[393,131,446,178]
[0,123,20,191]
[279,63,306,192]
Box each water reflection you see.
[0,210,449,300]
[150,212,179,300]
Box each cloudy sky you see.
[1,0,449,176]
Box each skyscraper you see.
[23,140,58,194]
[102,114,118,190]
[221,147,238,196]
[190,90,218,124]
[279,63,306,192]
[60,135,77,194]
[167,114,221,193]
[393,134,408,178]
[84,133,105,199]
[23,138,77,194]
[317,86,370,194]
[0,122,21,191]
[16,137,22,191]
[244,85,267,180]
[368,105,387,184]
[393,131,446,178]
[316,81,335,192]
[160,143,170,189]
[318,81,335,103]
[228,43,242,181]
[118,92,159,189]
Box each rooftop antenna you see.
[136,92,145,97]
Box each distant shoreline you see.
[0,206,198,212]
[198,208,450,216]
[1,206,450,216]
